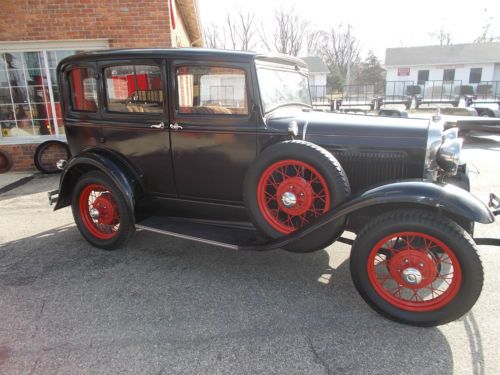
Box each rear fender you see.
[54,150,142,215]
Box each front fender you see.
[347,180,494,224]
[240,181,494,251]
[54,151,140,214]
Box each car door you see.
[168,60,258,203]
[97,59,176,196]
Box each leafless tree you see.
[319,24,360,88]
[474,16,499,43]
[204,9,257,51]
[260,7,308,56]
[429,28,452,46]
[204,23,227,49]
[305,29,328,56]
[237,11,256,51]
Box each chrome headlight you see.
[437,137,463,174]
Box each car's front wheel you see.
[350,209,483,326]
[71,171,135,250]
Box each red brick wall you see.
[0,0,174,48]
[0,144,38,172]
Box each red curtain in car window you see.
[70,69,84,110]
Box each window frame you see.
[469,68,482,84]
[172,61,252,121]
[99,59,166,120]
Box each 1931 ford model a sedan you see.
[49,48,499,326]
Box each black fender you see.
[54,149,143,216]
[345,180,494,224]
[240,181,494,251]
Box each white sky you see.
[198,0,500,61]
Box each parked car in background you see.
[49,49,499,327]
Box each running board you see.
[136,216,262,250]
[136,216,357,251]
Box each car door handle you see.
[150,122,165,130]
[170,123,183,130]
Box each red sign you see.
[398,68,410,76]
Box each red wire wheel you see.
[78,183,121,240]
[257,159,331,234]
[367,232,462,312]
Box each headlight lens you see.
[437,137,463,174]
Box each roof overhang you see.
[176,0,203,47]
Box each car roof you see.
[58,48,307,69]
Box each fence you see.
[309,79,500,110]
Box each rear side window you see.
[177,66,248,115]
[104,65,163,114]
[68,67,97,112]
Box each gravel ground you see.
[0,133,499,374]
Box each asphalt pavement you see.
[0,133,499,374]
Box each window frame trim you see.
[172,61,252,120]
[99,59,165,119]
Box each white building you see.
[385,42,500,88]
[301,56,330,102]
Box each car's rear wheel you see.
[244,140,350,252]
[350,209,483,326]
[72,171,135,250]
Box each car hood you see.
[266,109,430,140]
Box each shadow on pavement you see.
[0,224,461,374]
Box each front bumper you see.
[489,193,500,216]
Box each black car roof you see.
[58,48,307,69]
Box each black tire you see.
[34,140,71,174]
[0,150,13,174]
[350,209,483,326]
[244,140,351,252]
[71,171,135,250]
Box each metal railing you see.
[416,80,462,108]
[475,81,500,101]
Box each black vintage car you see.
[50,48,499,327]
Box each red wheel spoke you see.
[79,184,121,240]
[368,231,462,312]
[257,160,331,234]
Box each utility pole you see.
[346,24,352,87]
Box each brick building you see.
[0,0,202,172]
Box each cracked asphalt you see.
[0,133,499,374]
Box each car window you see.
[68,67,97,112]
[104,65,163,114]
[176,66,248,115]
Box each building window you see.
[443,69,455,82]
[68,68,98,112]
[176,66,248,115]
[469,68,482,84]
[104,65,163,114]
[0,50,81,139]
[417,70,429,85]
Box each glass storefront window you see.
[0,49,84,139]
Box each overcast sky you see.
[198,0,500,61]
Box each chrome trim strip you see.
[302,120,309,140]
[424,119,444,180]
[136,224,239,250]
